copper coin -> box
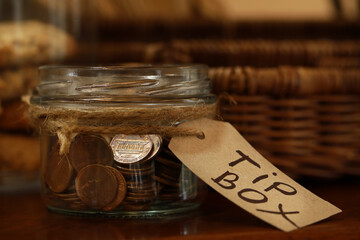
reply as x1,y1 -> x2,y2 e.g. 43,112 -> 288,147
155,163 -> 181,177
122,202 -> 152,211
126,180 -> 155,190
127,181 -> 157,192
128,160 -> 154,170
127,191 -> 156,197
125,196 -> 155,202
127,184 -> 155,192
66,184 -> 76,192
45,145 -> 74,193
146,135 -> 162,159
115,161 -> 153,171
127,189 -> 157,196
125,175 -> 154,185
69,135 -> 114,172
154,156 -> 182,169
75,164 -> 118,210
52,192 -> 78,200
159,194 -> 180,201
127,183 -> 156,191
156,171 -> 179,182
101,134 -> 112,144
153,175 -> 179,187
115,163 -> 155,176
48,192 -> 78,202
57,195 -> 82,202
110,134 -> 153,164
127,190 -> 155,197
67,201 -> 88,211
125,197 -> 155,203
102,167 -> 127,212
119,168 -> 154,177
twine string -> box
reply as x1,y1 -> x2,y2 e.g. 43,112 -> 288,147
29,103 -> 217,154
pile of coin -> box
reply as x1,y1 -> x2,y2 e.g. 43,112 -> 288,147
45,135 -> 127,211
153,142 -> 183,201
44,133 -> 193,212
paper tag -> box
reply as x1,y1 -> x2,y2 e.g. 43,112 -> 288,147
169,118 -> 341,232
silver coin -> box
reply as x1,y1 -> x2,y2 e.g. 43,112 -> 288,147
110,134 -> 153,164
147,135 -> 162,160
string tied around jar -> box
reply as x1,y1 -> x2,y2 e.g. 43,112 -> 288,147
28,102 -> 217,155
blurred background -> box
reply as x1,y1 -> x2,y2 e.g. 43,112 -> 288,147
1,0 -> 360,192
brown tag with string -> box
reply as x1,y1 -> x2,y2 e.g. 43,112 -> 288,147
169,118 -> 341,232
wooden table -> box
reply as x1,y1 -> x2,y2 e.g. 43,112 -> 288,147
0,179 -> 359,240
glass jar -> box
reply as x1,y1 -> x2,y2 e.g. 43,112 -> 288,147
30,64 -> 216,217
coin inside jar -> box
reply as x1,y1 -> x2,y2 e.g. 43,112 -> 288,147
110,134 -> 153,164
45,145 -> 74,193
147,135 -> 162,159
115,162 -> 155,176
69,135 -> 114,172
75,164 -> 118,210
102,166 -> 127,211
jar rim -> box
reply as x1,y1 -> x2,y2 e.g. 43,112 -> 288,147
32,64 -> 215,108
38,64 -> 208,74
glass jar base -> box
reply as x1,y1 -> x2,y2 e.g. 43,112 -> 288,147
47,201 -> 201,219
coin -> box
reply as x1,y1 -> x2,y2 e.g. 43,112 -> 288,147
110,134 -> 153,164
67,201 -> 88,211
158,186 -> 182,201
156,171 -> 179,182
101,134 -> 113,144
75,164 -> 118,210
153,175 -> 179,187
102,167 -> 127,211
127,188 -> 157,195
45,145 -> 74,193
117,160 -> 153,170
52,192 -> 77,199
158,194 -> 181,201
125,196 -> 155,202
122,202 -> 152,211
127,190 -> 156,197
126,178 -> 154,190
127,182 -> 155,191
118,168 -> 155,177
154,155 -> 182,169
48,192 -> 78,202
115,162 -> 155,176
66,184 -> 76,192
155,163 -> 181,177
69,135 -> 114,172
147,135 -> 162,159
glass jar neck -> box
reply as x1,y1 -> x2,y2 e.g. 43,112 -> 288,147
31,64 -> 215,108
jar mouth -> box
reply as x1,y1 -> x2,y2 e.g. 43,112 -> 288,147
38,64 -> 209,74
31,64 -> 215,107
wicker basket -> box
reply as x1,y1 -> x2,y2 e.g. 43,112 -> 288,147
74,40 -> 360,67
317,57 -> 360,68
168,39 -> 360,67
210,67 -> 360,179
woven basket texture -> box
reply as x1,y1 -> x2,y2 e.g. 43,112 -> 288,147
76,40 -> 360,68
167,39 -> 360,67
210,67 -> 360,179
